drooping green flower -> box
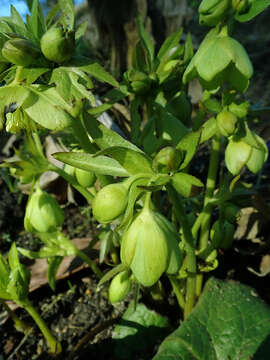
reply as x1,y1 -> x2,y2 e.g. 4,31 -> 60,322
2,38 -> 41,67
24,187 -> 64,233
183,28 -> 253,92
121,194 -> 182,287
109,270 -> 132,303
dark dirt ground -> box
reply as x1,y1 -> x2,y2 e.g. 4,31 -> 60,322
1,6 -> 270,360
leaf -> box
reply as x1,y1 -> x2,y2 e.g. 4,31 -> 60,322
156,28 -> 183,67
7,268 -> 29,302
75,20 -> 88,40
154,278 -> 270,360
99,146 -> 154,175
26,0 -> 46,41
53,152 -> 129,177
8,242 -> 20,273
70,58 -> 119,87
23,85 -> 73,130
58,0 -> 74,29
130,98 -> 142,144
113,302 -> 170,360
10,5 -> 26,31
200,117 -> 217,143
235,0 -> 270,22
84,112 -> 141,152
17,68 -> 51,85
45,3 -> 60,28
98,263 -> 127,287
0,85 -> 31,128
0,254 -> 10,290
172,172 -> 203,198
137,16 -> 154,70
47,256 -> 63,291
177,130 -> 201,170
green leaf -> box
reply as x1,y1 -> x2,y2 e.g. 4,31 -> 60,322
98,146 -> 154,175
177,130 -> 201,169
130,98 -> 142,144
10,5 -> 26,31
23,85 -> 73,130
98,263 -> 126,288
17,68 -> 51,85
156,28 -> 183,67
7,267 -> 29,302
84,111 -> 142,152
154,278 -> 270,360
235,0 -> 270,22
47,256 -> 63,291
53,152 -> 129,177
137,16 -> 154,70
0,254 -> 10,290
8,242 -> 20,272
75,21 -> 88,40
113,302 -> 169,360
172,172 -> 203,197
70,58 -> 119,87
58,0 -> 74,29
200,117 -> 217,143
26,0 -> 46,41
0,85 -> 31,128
45,3 -> 60,28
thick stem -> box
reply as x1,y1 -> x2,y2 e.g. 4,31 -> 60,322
23,299 -> 61,354
197,135 -> 221,296
168,276 -> 185,310
167,185 -> 197,318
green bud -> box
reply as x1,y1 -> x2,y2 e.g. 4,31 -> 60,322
225,139 -> 252,175
153,146 -> 183,173
2,39 -> 41,66
223,202 -> 241,223
24,187 -> 64,233
75,168 -> 96,188
108,270 -> 132,303
126,69 -> 152,94
199,0 -> 230,26
41,26 -> 75,63
232,0 -> 250,14
92,182 -> 128,224
211,220 -> 235,249
216,111 -> 238,137
121,198 -> 182,287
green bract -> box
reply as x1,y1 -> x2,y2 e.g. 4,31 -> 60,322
2,39 -> 41,67
183,28 -> 253,92
199,0 -> 230,26
120,198 -> 182,287
41,26 -> 75,63
108,270 -> 132,303
24,187 -> 64,233
75,168 -> 96,188
92,183 -> 128,223
216,111 -> 238,137
232,0 -> 250,14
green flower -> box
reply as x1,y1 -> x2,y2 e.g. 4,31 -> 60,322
24,187 -> 64,233
109,270 -> 132,303
183,28 -> 253,92
2,38 -> 40,67
121,195 -> 182,287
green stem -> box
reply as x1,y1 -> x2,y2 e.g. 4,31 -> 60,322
167,185 -> 196,318
75,248 -> 103,279
168,276 -> 185,310
197,135 -> 221,296
0,300 -> 31,334
12,65 -> 23,84
49,164 -> 94,203
23,299 -> 61,354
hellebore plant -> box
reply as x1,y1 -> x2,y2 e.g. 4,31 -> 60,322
1,0 -> 270,357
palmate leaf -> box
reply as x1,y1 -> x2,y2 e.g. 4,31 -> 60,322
58,0 -> 75,29
154,278 -> 270,360
53,151 -> 129,177
26,0 -> 46,42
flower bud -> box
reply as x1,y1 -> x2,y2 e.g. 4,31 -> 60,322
108,270 -> 132,303
246,134 -> 268,174
92,182 -> 128,224
211,220 -> 235,249
232,0 -> 250,14
24,187 -> 64,233
216,111 -> 238,137
225,139 -> 252,175
41,26 -> 75,63
75,168 -> 96,188
121,200 -> 182,287
126,69 -> 152,94
153,146 -> 183,173
2,39 -> 41,66
223,202 -> 241,223
199,0 -> 230,26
